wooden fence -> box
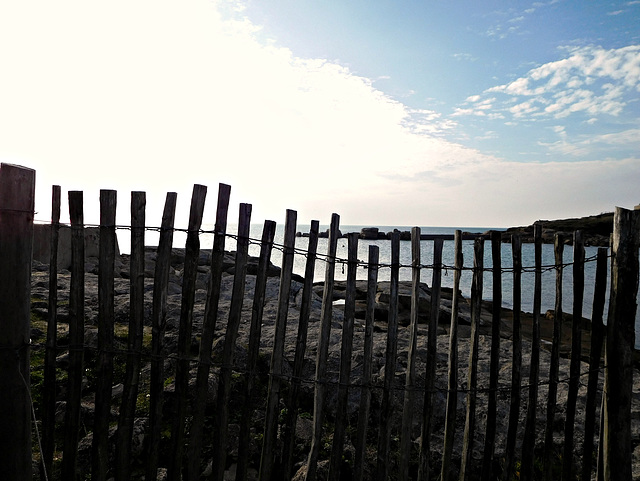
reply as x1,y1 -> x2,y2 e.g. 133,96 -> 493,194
0,163 -> 639,481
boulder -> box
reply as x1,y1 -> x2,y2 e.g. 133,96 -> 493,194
32,224 -> 121,271
359,227 -> 380,240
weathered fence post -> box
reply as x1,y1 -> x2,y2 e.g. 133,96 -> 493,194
580,247 -> 607,481
460,236 -> 484,481
376,230 -> 401,481
212,202 -> 253,481
603,207 -> 640,481
482,230 -> 502,480
306,213 -> 340,481
440,230 -> 463,481
328,232 -> 359,481
42,184 -> 60,478
167,184 -> 207,481
563,230 -> 585,480
260,208 -> 297,481
521,224 -> 542,481
282,220 -> 319,481
418,238 -> 443,481
186,183 -> 230,481
354,245 -> 379,481
237,219 -> 277,481
503,234 -> 522,481
544,233 -> 564,480
92,189 -> 117,481
115,191 -> 146,481
61,190 -> 86,481
146,191 -> 178,481
0,164 -> 35,481
398,227 -> 422,481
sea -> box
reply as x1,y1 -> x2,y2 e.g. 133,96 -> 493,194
136,223 -> 640,348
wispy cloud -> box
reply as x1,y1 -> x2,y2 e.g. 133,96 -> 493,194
540,128 -> 640,156
458,45 -> 640,122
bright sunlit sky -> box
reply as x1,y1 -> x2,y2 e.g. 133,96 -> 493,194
1,0 -> 639,229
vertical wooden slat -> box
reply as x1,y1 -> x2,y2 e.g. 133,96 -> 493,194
0,164 -> 35,481
398,227 -> 422,481
281,220 -> 320,481
375,230 -> 401,481
91,190 -> 118,481
418,238 -> 443,481
580,247 -> 607,481
186,183 -> 231,481
503,235 -> 522,481
562,230 -> 584,480
328,232 -> 359,481
543,233 -> 564,480
521,224 -> 542,481
481,230 -> 502,480
146,192 -> 178,481
115,191 -> 146,481
167,184 -> 208,481
460,236 -> 484,481
237,219 -> 277,481
211,203 -> 253,481
61,190 -> 85,481
42,184 -> 61,478
603,207 -> 639,481
305,213 -> 340,481
354,245 -> 379,481
260,209 -> 297,481
440,230 -> 463,481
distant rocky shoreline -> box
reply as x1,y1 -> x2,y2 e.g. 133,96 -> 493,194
298,211 -> 616,246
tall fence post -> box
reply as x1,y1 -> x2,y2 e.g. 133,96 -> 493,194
0,163 -> 35,481
603,207 -> 640,481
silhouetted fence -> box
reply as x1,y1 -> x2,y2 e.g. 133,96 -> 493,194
0,163 -> 639,481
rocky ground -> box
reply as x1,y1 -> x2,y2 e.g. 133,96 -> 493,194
29,245 -> 640,480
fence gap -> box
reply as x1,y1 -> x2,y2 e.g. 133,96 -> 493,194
580,246 -> 607,481
460,236 -> 485,481
42,184 -> 61,478
0,164 -> 35,481
328,232 -> 359,481
211,202 -> 253,481
167,184 -> 207,481
521,224 -> 543,481
440,230 -> 463,481
237,219 -> 277,481
146,191 -> 178,481
260,209 -> 297,481
375,230 -> 401,481
562,230 -> 585,480
418,237 -> 444,481
91,189 -> 117,481
354,245 -> 379,481
305,213 -> 340,481
115,191 -> 146,481
482,230 -> 502,479
186,183 -> 231,481
398,227 -> 422,481
603,207 -> 640,480
61,190 -> 86,481
503,234 -> 522,481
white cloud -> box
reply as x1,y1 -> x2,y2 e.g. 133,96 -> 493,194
473,45 -> 640,121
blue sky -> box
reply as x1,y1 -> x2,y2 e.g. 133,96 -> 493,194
1,0 -> 639,228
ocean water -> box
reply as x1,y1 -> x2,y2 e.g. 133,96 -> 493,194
146,223 -> 639,348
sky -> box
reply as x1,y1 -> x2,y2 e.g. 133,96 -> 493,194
1,0 -> 639,229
